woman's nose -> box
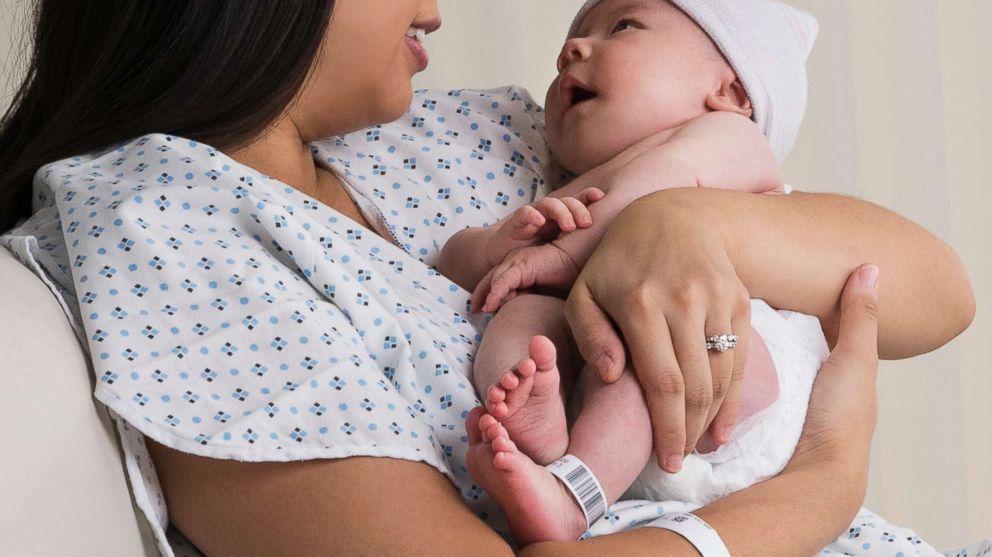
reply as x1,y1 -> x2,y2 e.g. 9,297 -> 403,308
557,38 -> 591,73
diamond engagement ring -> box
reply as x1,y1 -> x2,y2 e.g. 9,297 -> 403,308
706,334 -> 739,352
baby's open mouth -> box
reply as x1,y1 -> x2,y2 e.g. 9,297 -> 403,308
560,75 -> 597,112
572,86 -> 596,105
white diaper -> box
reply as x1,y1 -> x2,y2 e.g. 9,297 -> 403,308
624,299 -> 829,505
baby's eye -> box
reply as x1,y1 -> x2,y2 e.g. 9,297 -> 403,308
611,19 -> 637,35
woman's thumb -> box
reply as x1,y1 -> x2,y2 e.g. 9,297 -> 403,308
833,264 -> 881,362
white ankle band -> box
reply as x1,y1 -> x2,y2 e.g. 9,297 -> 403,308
545,454 -> 607,530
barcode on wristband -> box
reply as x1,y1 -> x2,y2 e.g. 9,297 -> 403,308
561,460 -> 606,524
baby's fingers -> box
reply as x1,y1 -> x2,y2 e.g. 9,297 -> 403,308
484,263 -> 528,313
471,268 -> 496,313
575,187 -> 606,206
532,197 -> 577,233
559,197 -> 593,229
505,205 -> 547,240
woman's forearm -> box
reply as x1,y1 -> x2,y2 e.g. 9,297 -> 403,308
520,459 -> 861,557
637,188 -> 975,359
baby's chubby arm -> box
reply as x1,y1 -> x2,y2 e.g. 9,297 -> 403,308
551,112 -> 782,272
473,112 -> 782,310
436,189 -> 605,291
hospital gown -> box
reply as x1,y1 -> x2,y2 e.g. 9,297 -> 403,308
1,86 -> 970,556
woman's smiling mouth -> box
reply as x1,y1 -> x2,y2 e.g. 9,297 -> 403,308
405,19 -> 441,72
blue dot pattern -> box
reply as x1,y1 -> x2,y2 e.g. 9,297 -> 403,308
4,86 -> 558,551
311,86 -> 558,267
1,86 -> 974,556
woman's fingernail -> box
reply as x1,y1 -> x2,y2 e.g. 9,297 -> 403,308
665,454 -> 683,473
596,354 -> 613,376
860,265 -> 879,291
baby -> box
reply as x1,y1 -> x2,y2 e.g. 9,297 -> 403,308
436,0 -> 822,545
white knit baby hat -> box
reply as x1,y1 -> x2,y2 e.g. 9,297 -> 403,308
567,0 -> 819,163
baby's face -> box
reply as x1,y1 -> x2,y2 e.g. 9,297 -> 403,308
546,0 -> 726,175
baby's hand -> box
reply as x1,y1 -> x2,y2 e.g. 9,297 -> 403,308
471,244 -> 580,313
485,188 -> 605,268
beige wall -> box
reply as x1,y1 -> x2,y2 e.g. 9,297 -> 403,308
0,0 -> 28,110
2,0 -> 989,550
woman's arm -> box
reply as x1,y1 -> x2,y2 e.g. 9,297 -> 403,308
149,267 -> 881,557
658,187 -> 975,359
523,462 -> 861,557
564,185 -> 973,468
148,439 -> 854,557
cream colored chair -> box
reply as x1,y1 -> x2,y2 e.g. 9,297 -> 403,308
0,245 -> 157,555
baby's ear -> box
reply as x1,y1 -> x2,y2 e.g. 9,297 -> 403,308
706,79 -> 753,118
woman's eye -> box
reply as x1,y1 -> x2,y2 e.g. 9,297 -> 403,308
611,19 -> 636,34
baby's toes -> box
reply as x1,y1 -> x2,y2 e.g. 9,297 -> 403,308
492,435 -> 521,472
487,384 -> 506,405
498,371 -> 520,391
488,400 -> 509,419
515,356 -> 537,379
480,413 -> 500,438
528,335 -> 558,372
485,386 -> 509,417
466,407 -> 486,444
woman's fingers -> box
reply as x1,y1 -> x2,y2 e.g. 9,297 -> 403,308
700,314 -> 735,446
564,283 -> 627,383
619,300 -> 687,473
709,320 -> 747,445
669,312 -> 711,457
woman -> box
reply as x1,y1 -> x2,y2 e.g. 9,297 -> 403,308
0,1 -> 973,555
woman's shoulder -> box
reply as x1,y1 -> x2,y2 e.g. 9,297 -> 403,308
41,132 -> 257,201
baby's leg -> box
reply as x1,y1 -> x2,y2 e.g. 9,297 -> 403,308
469,324 -> 782,545
472,293 -> 577,464
466,366 -> 652,545
563,368 -> 654,504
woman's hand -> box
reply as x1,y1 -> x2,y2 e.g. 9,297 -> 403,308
564,190 -> 753,473
790,264 -> 880,480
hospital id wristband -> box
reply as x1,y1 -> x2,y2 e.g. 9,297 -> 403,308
644,512 -> 731,557
545,454 -> 607,530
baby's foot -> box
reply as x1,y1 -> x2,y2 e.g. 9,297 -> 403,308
466,410 -> 587,546
484,335 -> 568,464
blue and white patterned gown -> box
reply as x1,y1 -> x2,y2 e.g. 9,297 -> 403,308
2,86 -> 963,557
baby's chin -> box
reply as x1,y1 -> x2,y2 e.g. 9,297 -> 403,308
551,140 -> 621,177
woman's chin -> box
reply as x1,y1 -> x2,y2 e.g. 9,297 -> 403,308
377,86 -> 415,125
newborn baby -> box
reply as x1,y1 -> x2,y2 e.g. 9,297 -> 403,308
436,0 -> 822,545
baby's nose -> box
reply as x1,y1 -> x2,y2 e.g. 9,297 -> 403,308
557,38 -> 590,72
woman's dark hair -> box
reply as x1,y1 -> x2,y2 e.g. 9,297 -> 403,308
0,0 -> 336,232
